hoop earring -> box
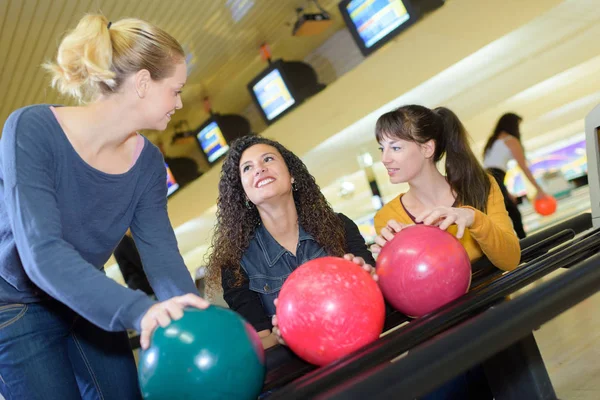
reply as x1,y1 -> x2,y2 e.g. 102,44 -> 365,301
292,181 -> 298,192
245,198 -> 253,209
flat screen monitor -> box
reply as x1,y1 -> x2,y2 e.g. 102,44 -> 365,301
165,163 -> 179,197
248,59 -> 324,124
251,67 -> 296,123
196,120 -> 230,164
339,0 -> 419,56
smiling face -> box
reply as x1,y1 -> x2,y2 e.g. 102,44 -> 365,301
378,135 -> 434,184
132,60 -> 187,131
239,143 -> 294,207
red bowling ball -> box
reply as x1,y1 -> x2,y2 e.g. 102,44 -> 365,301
276,257 -> 385,366
376,225 -> 472,318
534,195 -> 557,216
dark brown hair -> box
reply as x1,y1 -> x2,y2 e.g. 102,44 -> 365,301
376,105 -> 490,212
482,112 -> 523,157
205,135 -> 346,294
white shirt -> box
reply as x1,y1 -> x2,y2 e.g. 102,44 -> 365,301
483,139 -> 513,171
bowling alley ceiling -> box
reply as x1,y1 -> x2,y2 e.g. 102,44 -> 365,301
0,0 -> 344,138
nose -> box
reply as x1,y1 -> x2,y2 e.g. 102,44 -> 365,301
381,148 -> 392,165
254,164 -> 266,176
175,96 -> 183,110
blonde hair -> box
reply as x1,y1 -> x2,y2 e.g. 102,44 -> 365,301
44,14 -> 185,103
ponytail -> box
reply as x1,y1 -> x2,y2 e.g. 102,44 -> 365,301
44,14 -> 115,102
44,14 -> 185,103
434,107 -> 490,212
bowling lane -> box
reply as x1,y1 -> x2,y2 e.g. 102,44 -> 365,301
521,185 -> 591,235
511,267 -> 600,400
512,185 -> 598,400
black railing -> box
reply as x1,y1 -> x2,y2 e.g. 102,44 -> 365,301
319,252 -> 600,399
519,212 -> 591,251
266,226 -> 600,399
262,215 -> 592,391
126,213 -> 595,397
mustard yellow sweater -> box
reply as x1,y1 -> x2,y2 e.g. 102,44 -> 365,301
374,177 -> 520,271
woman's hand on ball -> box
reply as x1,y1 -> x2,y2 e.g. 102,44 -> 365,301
371,219 -> 410,254
415,207 -> 475,239
343,253 -> 378,282
535,191 -> 549,201
140,294 -> 209,350
271,299 -> 286,346
271,255 -> 380,348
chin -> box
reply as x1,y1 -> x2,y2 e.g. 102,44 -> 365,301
155,120 -> 170,131
390,176 -> 406,185
252,189 -> 288,205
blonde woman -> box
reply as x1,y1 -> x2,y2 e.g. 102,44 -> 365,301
0,15 -> 207,399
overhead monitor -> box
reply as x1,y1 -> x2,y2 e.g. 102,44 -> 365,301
250,63 -> 296,123
248,59 -> 324,124
196,120 -> 230,164
339,0 -> 419,56
165,163 -> 179,197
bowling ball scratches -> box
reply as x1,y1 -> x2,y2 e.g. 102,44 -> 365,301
277,257 -> 385,366
377,225 -> 471,317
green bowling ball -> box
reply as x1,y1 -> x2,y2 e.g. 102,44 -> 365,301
138,306 -> 266,400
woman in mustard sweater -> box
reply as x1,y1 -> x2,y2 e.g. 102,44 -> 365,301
371,105 -> 520,272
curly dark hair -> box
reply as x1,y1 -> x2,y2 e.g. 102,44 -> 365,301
205,135 -> 346,295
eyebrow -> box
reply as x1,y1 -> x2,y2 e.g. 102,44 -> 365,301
240,152 -> 277,168
379,140 -> 398,145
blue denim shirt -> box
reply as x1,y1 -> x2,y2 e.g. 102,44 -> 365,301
240,223 -> 326,316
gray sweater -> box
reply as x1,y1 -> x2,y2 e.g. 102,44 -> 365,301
0,105 -> 197,331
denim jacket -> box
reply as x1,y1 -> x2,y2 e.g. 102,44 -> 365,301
240,223 -> 326,316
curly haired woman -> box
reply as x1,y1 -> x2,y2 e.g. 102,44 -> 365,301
205,135 -> 376,349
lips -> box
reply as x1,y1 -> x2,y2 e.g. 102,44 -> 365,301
387,168 -> 399,176
255,177 -> 275,188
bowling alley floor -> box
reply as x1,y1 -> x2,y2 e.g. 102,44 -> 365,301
515,268 -> 600,400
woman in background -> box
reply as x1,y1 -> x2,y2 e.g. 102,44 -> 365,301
482,113 -> 548,238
